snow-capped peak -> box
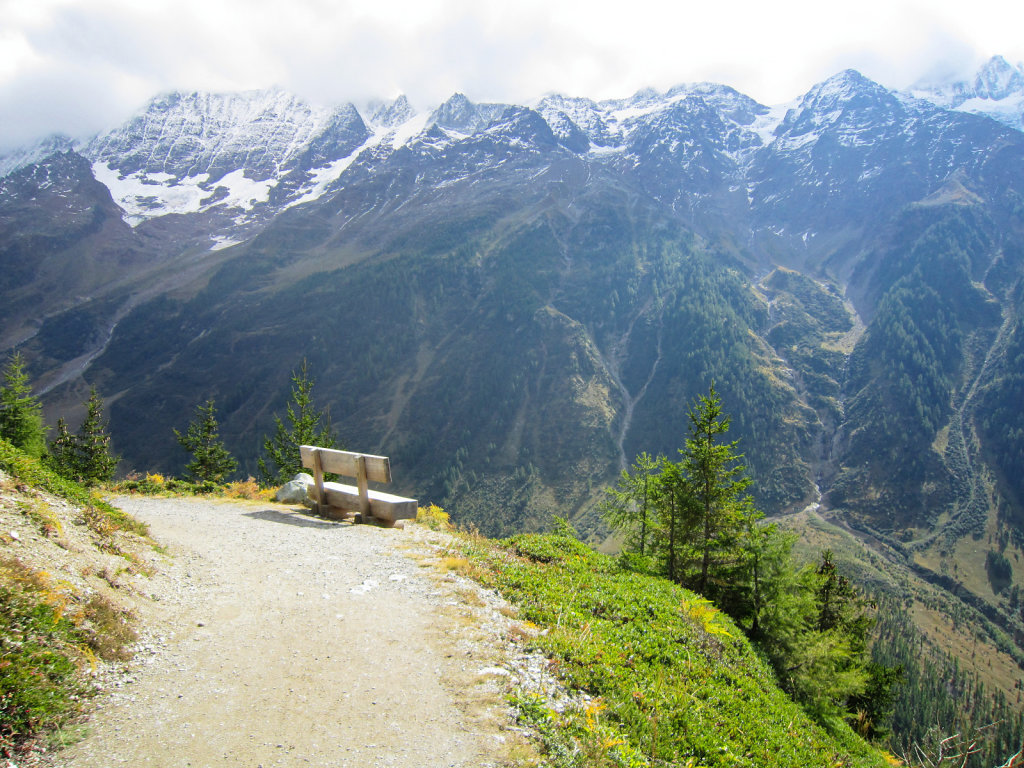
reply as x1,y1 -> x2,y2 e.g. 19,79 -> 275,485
907,56 -> 1024,132
799,69 -> 891,110
368,95 -> 415,129
84,87 -> 339,181
972,55 -> 1024,101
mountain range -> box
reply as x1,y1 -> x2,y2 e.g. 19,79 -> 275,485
3,55 -> 1024,654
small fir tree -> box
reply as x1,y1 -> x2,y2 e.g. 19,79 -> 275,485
678,383 -> 757,593
0,352 -> 46,458
74,388 -> 118,485
175,400 -> 238,484
47,417 -> 77,478
48,389 -> 118,485
257,360 -> 338,486
601,451 -> 660,557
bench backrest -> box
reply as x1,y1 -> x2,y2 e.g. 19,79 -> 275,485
300,445 -> 392,483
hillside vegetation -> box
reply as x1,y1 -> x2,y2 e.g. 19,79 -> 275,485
453,527 -> 893,767
0,438 -> 149,756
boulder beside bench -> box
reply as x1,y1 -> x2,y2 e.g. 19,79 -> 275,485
299,445 -> 417,527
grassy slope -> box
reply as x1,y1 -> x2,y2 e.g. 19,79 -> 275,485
455,530 -> 893,768
0,439 -> 147,754
0,439 -> 147,540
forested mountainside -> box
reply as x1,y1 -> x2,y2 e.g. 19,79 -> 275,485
4,56 -> 1024,670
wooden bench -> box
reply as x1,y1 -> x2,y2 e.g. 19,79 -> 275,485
299,445 -> 417,527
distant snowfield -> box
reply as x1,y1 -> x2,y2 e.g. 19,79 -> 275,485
955,93 -> 1024,128
91,109 -> 439,223
92,163 -> 276,226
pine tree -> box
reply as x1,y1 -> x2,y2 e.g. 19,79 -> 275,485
47,417 -> 77,478
257,360 -> 338,486
654,455 -> 691,583
601,452 -> 660,557
678,383 -> 757,593
48,389 -> 117,485
175,400 -> 238,484
74,388 -> 118,485
0,352 -> 46,458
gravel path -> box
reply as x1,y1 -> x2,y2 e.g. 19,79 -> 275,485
57,497 -> 531,768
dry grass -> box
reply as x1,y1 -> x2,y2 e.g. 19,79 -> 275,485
456,586 -> 486,607
224,478 -> 274,501
17,498 -> 63,537
80,593 -> 137,662
440,555 -> 471,573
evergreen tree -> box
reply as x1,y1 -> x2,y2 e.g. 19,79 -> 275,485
678,383 -> 758,593
0,352 -> 46,458
607,385 -> 759,590
603,387 -> 902,735
601,452 -> 660,557
48,389 -> 118,486
781,551 -> 898,727
257,360 -> 338,486
734,520 -> 809,644
654,455 -> 691,583
47,417 -> 77,478
175,400 -> 237,484
74,388 -> 118,486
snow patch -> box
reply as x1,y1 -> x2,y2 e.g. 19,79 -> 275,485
93,163 -> 209,225
955,92 -> 1024,124
774,130 -> 819,152
92,162 -> 277,226
391,111 -> 431,148
216,169 -> 275,210
748,102 -> 793,147
209,235 -> 241,251
284,129 -> 392,209
588,144 -> 625,156
608,91 -> 689,124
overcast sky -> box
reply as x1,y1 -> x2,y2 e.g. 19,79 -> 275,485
1,0 -> 1022,151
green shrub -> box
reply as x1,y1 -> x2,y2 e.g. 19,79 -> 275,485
416,503 -> 451,530
505,532 -> 600,566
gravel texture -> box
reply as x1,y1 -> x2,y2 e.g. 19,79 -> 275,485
52,497 -> 551,768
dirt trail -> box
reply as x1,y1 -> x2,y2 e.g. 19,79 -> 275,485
57,498 -> 526,768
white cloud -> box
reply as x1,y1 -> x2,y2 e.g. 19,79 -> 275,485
0,0 -> 1023,150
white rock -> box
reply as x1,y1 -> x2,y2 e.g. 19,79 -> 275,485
274,478 -> 311,503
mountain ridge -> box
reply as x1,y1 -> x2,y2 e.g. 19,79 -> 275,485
4,57 -> 1023,235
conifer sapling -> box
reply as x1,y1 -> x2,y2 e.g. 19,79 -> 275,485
175,399 -> 238,484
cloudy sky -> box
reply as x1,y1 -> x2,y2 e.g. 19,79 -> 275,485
1,0 -> 1022,150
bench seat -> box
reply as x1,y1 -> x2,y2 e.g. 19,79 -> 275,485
321,481 -> 418,523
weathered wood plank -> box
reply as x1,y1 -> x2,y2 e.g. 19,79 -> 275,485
299,445 -> 391,483
311,446 -> 325,511
299,445 -> 416,525
354,454 -> 370,517
321,482 -> 418,523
